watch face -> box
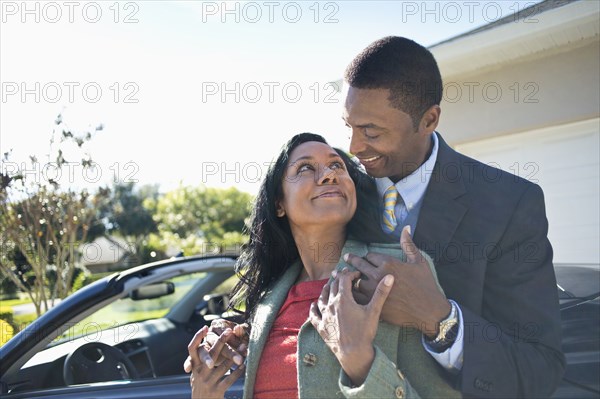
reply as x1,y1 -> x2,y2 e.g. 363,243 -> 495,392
428,302 -> 459,352
428,322 -> 459,353
440,321 -> 459,342
436,302 -> 458,340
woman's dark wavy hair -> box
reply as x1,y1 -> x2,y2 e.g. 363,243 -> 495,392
229,133 -> 391,321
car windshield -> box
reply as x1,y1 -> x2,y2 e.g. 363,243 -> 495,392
52,272 -> 208,344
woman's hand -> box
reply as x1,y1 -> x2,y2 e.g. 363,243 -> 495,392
309,268 -> 394,387
187,326 -> 246,399
184,320 -> 249,372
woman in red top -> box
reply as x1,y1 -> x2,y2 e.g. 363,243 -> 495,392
187,133 -> 443,398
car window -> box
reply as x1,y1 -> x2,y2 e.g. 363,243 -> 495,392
53,272 -> 208,344
3,265 -> 241,397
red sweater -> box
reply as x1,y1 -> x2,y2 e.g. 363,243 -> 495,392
253,278 -> 328,399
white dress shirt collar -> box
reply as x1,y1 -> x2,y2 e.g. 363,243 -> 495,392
376,133 -> 439,211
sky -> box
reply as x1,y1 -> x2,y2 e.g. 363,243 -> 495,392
1,0 -> 544,195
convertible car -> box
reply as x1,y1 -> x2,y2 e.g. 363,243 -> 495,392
0,254 -> 244,399
552,264 -> 600,398
0,256 -> 598,398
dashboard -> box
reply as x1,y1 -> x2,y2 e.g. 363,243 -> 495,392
5,318 -> 194,393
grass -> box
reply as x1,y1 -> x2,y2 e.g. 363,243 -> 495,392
0,298 -> 32,307
1,298 -> 45,332
53,273 -> 207,342
5,272 -> 241,343
2,291 -> 178,341
13,312 -> 37,328
56,308 -> 170,342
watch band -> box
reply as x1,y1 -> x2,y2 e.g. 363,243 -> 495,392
426,300 -> 459,353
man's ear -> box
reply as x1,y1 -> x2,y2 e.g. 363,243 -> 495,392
418,105 -> 441,134
276,201 -> 285,217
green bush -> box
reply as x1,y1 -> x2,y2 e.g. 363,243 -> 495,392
0,276 -> 19,300
0,306 -> 20,337
70,271 -> 88,293
1,319 -> 14,346
71,272 -> 115,293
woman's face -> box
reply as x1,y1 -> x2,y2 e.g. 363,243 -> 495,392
277,141 -> 357,231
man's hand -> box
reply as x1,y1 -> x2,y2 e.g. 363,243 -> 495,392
345,226 -> 451,337
184,319 -> 249,373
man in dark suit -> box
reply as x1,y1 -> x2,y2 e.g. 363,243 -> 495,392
342,36 -> 565,398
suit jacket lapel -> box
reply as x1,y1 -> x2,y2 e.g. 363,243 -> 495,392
414,133 -> 468,263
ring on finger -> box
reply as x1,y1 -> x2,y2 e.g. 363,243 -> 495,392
353,278 -> 362,291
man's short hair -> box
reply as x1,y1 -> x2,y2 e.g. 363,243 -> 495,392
344,36 -> 443,130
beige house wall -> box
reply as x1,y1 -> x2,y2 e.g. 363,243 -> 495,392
437,40 -> 600,145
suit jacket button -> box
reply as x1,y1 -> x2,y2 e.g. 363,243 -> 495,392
474,377 -> 493,392
302,353 -> 317,366
395,386 -> 405,398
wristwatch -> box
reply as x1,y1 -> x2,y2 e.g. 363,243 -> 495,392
426,300 -> 459,353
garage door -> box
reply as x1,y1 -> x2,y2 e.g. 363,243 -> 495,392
455,118 -> 600,266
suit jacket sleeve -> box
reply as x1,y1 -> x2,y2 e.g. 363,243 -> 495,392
458,183 -> 565,398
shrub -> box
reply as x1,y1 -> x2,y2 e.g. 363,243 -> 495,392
0,319 -> 14,346
0,306 -> 19,342
0,276 -> 19,300
71,272 -> 115,293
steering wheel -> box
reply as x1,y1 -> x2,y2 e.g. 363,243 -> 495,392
63,342 -> 139,385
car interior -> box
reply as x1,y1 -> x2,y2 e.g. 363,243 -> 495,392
1,258 -> 243,397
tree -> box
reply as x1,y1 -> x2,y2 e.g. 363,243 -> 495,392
0,116 -> 109,316
149,185 -> 253,255
103,182 -> 158,265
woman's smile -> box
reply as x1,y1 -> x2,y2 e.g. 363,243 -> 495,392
312,189 -> 345,200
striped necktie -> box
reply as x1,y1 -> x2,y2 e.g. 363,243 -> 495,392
382,185 -> 399,234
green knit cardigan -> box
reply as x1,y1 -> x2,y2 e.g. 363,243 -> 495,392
242,239 -> 462,398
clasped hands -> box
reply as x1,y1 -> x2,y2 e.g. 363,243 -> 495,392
184,227 -> 451,394
185,320 -> 249,399
346,226 -> 451,339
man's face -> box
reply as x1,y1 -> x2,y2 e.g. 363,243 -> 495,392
342,86 -> 433,183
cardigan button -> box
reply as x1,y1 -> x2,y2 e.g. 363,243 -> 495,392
395,386 -> 405,398
302,353 -> 317,366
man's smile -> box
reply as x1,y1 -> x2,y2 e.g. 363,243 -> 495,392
357,155 -> 382,167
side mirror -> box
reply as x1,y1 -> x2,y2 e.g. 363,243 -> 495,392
130,282 -> 175,300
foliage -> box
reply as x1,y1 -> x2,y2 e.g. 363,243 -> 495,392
0,305 -> 19,344
13,312 -> 36,329
0,115 -> 109,316
0,273 -> 19,299
0,318 -> 14,346
71,271 -> 115,293
148,185 -> 252,254
100,182 -> 160,266
108,183 -> 157,237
